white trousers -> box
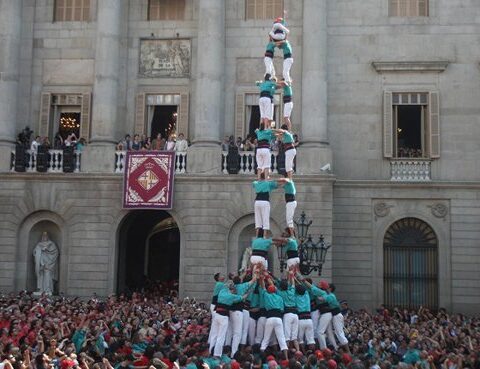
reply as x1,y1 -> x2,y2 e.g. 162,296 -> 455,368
285,149 -> 296,173
283,312 -> 299,341
255,316 -> 266,344
311,310 -> 320,340
248,316 -> 257,346
250,255 -> 268,269
287,257 -> 300,268
326,320 -> 338,350
298,318 -> 315,345
228,310 -> 243,356
283,58 -> 293,83
264,57 -> 275,77
286,200 -> 297,228
261,317 -> 288,351
256,148 -> 271,170
254,200 -> 270,230
207,306 -> 216,344
318,312 -> 333,349
284,101 -> 293,118
332,313 -> 349,346
209,313 -> 229,357
240,309 -> 250,345
259,96 -> 273,119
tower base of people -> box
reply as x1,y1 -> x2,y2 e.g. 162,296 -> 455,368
295,145 -> 332,175
82,144 -> 116,173
187,145 -> 222,174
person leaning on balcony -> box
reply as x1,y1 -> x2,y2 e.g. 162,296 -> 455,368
152,133 -> 165,151
30,136 -> 40,153
174,133 -> 188,152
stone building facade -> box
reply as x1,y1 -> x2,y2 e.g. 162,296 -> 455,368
0,0 -> 479,313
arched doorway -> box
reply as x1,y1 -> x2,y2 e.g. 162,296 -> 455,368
117,210 -> 180,294
383,217 -> 438,310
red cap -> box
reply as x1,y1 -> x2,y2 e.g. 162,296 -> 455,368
61,360 -> 75,369
267,285 -> 276,293
319,280 -> 330,290
280,360 -> 289,368
322,348 -> 332,358
231,362 -> 241,369
327,360 -> 337,369
274,17 -> 284,23
266,356 -> 276,362
315,350 -> 324,360
341,354 -> 352,366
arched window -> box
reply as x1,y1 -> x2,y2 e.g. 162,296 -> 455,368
383,217 -> 438,309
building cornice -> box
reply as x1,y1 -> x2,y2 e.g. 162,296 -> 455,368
372,61 -> 450,73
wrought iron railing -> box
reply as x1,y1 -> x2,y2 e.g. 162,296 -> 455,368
390,159 -> 431,182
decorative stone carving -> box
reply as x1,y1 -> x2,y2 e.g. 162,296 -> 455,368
429,203 -> 448,219
139,39 -> 191,78
374,202 -> 393,220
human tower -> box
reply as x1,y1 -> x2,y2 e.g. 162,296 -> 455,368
208,18 -> 349,361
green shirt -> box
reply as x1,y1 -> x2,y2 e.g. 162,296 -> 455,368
283,84 -> 293,97
252,237 -> 273,252
310,285 -> 336,308
255,128 -> 274,142
295,291 -> 311,313
283,180 -> 296,195
252,180 -> 278,194
260,287 -> 285,311
282,40 -> 293,56
402,349 -> 421,364
218,288 -> 243,306
257,80 -> 277,97
285,238 -> 298,252
212,281 -> 225,297
277,285 -> 296,308
282,131 -> 294,144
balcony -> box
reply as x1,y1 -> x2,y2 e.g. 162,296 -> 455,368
390,159 -> 431,182
11,149 -> 81,173
115,151 -> 187,174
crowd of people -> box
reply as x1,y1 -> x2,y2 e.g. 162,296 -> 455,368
115,133 -> 188,152
0,288 -> 478,369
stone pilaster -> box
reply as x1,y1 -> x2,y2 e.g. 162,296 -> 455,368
297,0 -> 332,174
83,0 -> 124,173
0,1 -> 22,172
187,0 -> 225,174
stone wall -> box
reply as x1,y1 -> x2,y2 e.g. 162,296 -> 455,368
0,173 -> 333,300
333,181 -> 480,315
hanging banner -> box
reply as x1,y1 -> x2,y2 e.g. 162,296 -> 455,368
123,151 -> 175,209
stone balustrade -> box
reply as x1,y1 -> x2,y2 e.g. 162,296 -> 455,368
221,150 -> 291,175
10,149 -> 81,173
114,151 -> 187,174
390,159 -> 431,182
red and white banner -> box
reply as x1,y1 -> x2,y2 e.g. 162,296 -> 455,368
123,151 -> 175,209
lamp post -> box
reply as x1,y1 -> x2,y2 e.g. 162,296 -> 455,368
277,212 -> 331,275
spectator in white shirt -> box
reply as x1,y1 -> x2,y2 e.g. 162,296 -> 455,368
30,136 -> 40,153
174,133 -> 188,152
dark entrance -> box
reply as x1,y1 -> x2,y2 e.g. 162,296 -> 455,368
383,217 -> 438,310
150,105 -> 178,139
117,210 -> 180,294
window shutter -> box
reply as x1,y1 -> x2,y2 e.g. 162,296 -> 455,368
135,93 -> 146,135
235,93 -> 245,140
178,93 -> 189,139
80,93 -> 91,140
39,93 -> 52,138
383,91 -> 393,158
429,91 -> 440,158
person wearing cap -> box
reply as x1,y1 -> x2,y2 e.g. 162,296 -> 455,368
209,282 -> 248,358
274,127 -> 296,180
259,277 -> 288,360
294,283 -> 315,351
328,283 -> 350,353
276,275 -> 299,351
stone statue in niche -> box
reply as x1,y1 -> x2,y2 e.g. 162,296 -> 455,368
33,232 -> 59,294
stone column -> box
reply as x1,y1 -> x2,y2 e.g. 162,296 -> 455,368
83,0 -> 124,172
297,0 -> 332,174
0,1 -> 22,172
187,0 -> 225,174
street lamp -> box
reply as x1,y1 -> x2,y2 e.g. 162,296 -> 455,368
277,212 -> 331,275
